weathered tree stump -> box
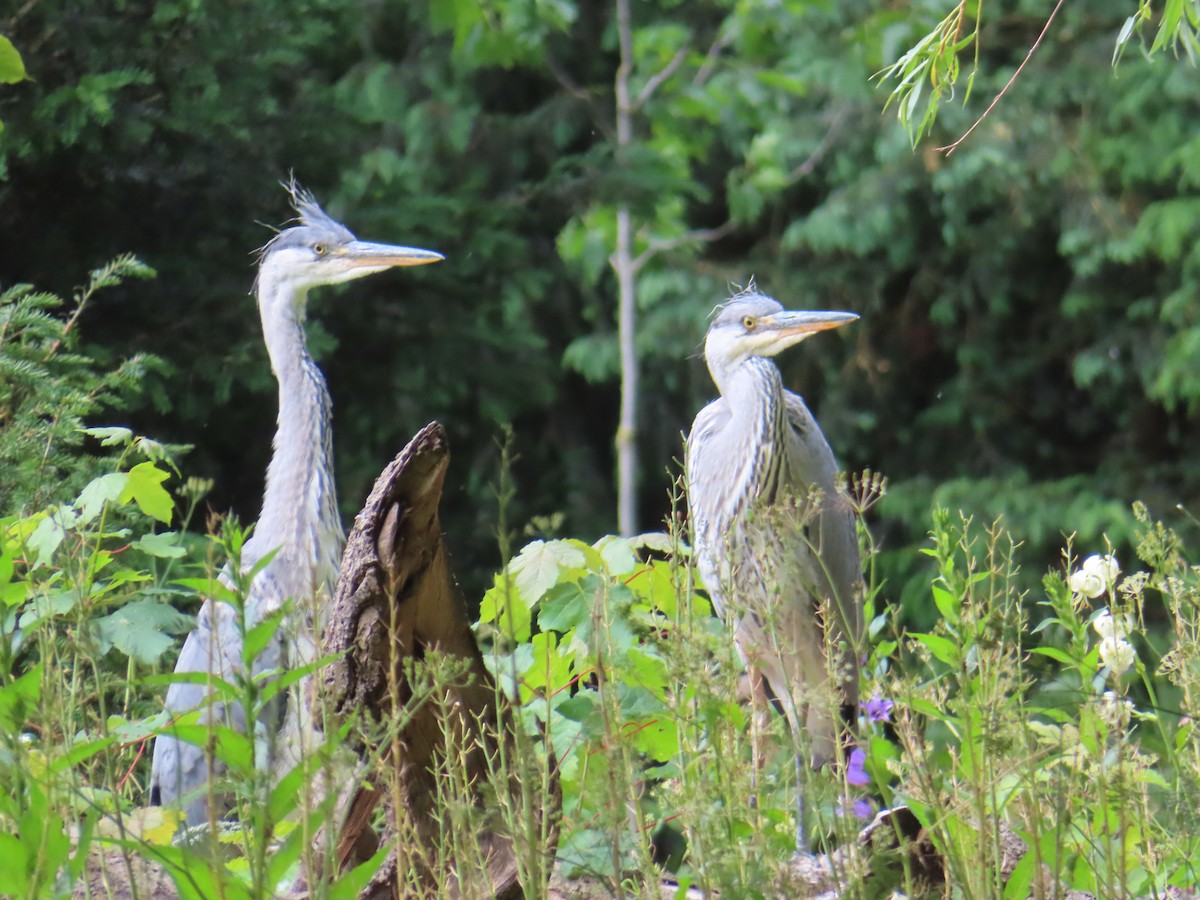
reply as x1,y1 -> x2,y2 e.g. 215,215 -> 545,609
319,422 -> 559,899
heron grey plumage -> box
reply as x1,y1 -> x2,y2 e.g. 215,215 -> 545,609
686,289 -> 863,845
149,185 -> 442,826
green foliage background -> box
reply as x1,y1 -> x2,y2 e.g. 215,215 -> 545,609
3,0 -> 1199,604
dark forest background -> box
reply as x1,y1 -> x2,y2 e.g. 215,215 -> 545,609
3,0 -> 1198,614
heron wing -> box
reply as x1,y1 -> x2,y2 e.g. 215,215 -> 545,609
778,391 -> 862,759
685,397 -> 734,618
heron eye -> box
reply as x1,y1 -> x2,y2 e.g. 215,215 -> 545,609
742,316 -> 756,330
312,243 -> 327,256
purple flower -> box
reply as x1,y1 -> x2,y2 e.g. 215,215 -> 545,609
837,796 -> 875,821
864,694 -> 895,724
846,748 -> 870,787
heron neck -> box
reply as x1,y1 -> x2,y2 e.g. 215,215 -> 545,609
723,357 -> 788,501
250,283 -> 344,601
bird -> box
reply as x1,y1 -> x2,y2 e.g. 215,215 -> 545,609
149,183 -> 443,827
686,287 -> 863,847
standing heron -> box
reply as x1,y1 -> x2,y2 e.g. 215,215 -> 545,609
149,185 -> 442,826
686,288 -> 862,847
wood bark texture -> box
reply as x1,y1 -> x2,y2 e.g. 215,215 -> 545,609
319,421 -> 559,899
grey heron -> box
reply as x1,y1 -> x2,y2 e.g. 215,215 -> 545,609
149,184 -> 442,826
686,288 -> 863,847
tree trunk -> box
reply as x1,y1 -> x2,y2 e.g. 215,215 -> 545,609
318,422 -> 560,898
614,0 -> 639,537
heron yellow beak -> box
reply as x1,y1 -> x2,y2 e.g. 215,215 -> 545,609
341,240 -> 444,268
766,310 -> 859,338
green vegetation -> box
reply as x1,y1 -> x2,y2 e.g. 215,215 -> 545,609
3,1 -> 1200,896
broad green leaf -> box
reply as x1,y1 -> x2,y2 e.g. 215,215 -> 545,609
630,716 -> 678,762
617,683 -> 662,718
0,37 -> 26,84
595,534 -> 637,575
119,461 -> 174,524
481,573 -> 532,642
107,710 -> 171,742
510,539 -> 586,604
621,645 -> 668,698
27,514 -> 66,568
132,531 -> 187,558
94,599 -> 193,664
76,472 -> 129,524
83,426 -> 134,447
629,559 -> 679,616
0,832 -> 28,894
522,631 -> 572,695
18,590 -> 77,628
557,691 -> 597,724
537,581 -> 591,632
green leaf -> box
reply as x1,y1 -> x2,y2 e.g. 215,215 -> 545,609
257,653 -> 341,707
49,736 -> 116,773
510,539 -> 586,604
244,607 -> 286,664
94,598 -> 193,664
522,631 -> 572,695
1029,646 -> 1077,667
132,530 -> 187,558
166,722 -> 254,773
631,560 -> 680,617
909,632 -> 961,667
0,832 -> 28,894
27,514 -> 66,568
107,710 -> 171,742
595,534 -> 637,575
0,663 -> 42,731
621,645 -> 668,698
76,473 -> 130,524
328,846 -> 389,900
930,583 -> 959,625
118,461 -> 174,524
630,716 -> 678,762
83,426 -> 134,447
481,573 -> 533,642
142,671 -> 242,703
557,691 -> 597,723
537,581 -> 591,632
0,37 -> 27,84
174,576 -> 237,605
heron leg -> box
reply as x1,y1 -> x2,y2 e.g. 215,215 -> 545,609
746,667 -> 771,809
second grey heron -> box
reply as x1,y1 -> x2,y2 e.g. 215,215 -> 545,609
149,184 -> 442,826
686,288 -> 863,847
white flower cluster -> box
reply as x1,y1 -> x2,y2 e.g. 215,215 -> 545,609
1071,554 -> 1136,678
1068,554 -> 1120,599
1092,606 -> 1136,677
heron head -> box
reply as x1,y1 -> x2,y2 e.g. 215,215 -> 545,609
256,184 -> 443,300
704,291 -> 857,384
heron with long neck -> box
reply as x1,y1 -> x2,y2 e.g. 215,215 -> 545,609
686,288 -> 863,848
150,186 -> 442,825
